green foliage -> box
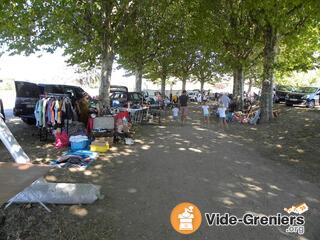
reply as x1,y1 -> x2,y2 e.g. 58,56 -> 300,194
0,0 -> 135,69
0,0 -> 320,103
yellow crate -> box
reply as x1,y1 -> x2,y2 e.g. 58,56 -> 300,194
90,142 -> 109,153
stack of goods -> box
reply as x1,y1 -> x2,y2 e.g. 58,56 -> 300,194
115,115 -> 134,144
68,121 -> 86,137
232,108 -> 261,125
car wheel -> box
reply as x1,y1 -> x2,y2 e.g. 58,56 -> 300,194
285,102 -> 293,107
22,118 -> 36,125
307,100 -> 315,108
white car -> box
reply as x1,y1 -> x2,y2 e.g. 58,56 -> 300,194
187,92 -> 197,102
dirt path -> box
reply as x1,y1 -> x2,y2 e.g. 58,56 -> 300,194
1,106 -> 320,239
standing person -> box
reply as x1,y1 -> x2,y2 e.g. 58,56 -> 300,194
201,102 -> 210,125
218,101 -> 227,128
179,90 -> 188,125
219,93 -> 231,109
172,104 -> 179,122
203,93 -> 208,103
76,92 -> 90,125
172,94 -> 178,104
197,93 -> 202,104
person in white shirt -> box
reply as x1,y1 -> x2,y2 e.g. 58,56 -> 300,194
172,105 -> 179,122
219,93 -> 231,109
201,103 -> 210,124
197,93 -> 202,104
203,94 -> 207,102
218,101 -> 227,127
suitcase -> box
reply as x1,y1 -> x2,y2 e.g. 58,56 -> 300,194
92,116 -> 114,137
93,116 -> 114,130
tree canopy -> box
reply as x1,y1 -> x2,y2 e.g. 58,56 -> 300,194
0,0 -> 319,121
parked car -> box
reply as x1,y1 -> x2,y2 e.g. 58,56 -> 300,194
14,81 -> 88,124
187,91 -> 197,102
110,86 -> 145,107
274,85 -> 293,103
285,86 -> 320,108
110,85 -> 128,93
128,92 -> 145,105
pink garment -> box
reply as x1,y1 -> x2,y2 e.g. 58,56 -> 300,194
55,132 -> 69,149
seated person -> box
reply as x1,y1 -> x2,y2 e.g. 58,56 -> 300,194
116,118 -> 132,138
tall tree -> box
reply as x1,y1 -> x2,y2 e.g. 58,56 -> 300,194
143,1 -> 182,96
117,0 -> 158,92
0,0 -> 135,107
249,0 -> 320,122
192,50 -> 220,91
198,0 -> 261,110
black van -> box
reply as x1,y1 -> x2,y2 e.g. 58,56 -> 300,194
14,81 -> 88,124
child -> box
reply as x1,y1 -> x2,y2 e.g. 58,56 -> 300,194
172,104 -> 179,122
201,103 -> 210,124
218,102 -> 227,127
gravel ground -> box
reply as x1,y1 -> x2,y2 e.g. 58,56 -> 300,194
0,103 -> 319,240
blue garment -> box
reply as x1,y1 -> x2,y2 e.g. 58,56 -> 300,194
34,99 -> 44,127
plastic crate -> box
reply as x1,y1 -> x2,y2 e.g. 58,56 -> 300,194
70,140 -> 89,151
90,142 -> 109,153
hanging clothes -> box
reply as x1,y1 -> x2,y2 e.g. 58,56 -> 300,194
34,96 -> 74,129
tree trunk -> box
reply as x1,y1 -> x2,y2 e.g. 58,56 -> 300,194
233,69 -> 237,98
161,73 -> 166,97
99,47 -> 114,108
248,77 -> 253,93
233,64 -> 244,110
200,79 -> 205,92
260,23 -> 277,123
182,79 -> 187,91
135,65 -> 143,92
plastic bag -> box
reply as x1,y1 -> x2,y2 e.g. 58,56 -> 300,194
55,131 -> 69,149
125,138 -> 134,145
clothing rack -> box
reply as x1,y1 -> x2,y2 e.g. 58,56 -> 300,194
37,93 -> 71,141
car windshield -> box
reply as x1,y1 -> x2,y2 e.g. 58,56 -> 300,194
129,93 -> 142,101
277,86 -> 292,91
294,87 -> 318,93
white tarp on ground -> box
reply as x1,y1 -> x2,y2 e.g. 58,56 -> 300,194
0,116 -> 30,163
9,179 -> 101,204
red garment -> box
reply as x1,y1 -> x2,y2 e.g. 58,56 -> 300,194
115,111 -> 129,120
87,117 -> 94,134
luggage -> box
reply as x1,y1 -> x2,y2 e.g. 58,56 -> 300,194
92,116 -> 114,137
93,116 -> 114,130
